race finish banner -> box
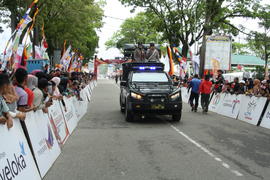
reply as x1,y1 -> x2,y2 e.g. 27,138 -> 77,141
24,110 -> 61,178
48,101 -> 70,145
218,94 -> 243,119
238,96 -> 267,125
0,119 -> 41,180
205,36 -> 232,71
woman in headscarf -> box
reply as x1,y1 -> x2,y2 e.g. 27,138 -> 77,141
253,79 -> 261,96
27,75 -> 43,109
51,77 -> 67,111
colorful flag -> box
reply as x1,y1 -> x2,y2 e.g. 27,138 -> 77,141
167,46 -> 174,76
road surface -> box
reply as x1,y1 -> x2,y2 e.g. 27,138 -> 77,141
44,79 -> 270,180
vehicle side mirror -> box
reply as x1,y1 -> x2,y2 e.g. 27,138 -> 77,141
120,81 -> 127,86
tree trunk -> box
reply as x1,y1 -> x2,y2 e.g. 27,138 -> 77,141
10,11 -> 18,35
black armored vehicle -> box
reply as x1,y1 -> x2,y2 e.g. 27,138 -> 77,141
120,62 -> 182,122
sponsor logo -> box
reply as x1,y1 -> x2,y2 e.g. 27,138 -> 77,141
45,124 -> 54,150
244,100 -> 257,120
265,111 -> 270,119
0,144 -> 27,180
232,99 -> 240,114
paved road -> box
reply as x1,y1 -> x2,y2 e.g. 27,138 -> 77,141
44,80 -> 270,180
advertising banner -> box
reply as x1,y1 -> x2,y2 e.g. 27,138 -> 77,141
238,96 -> 267,125
59,98 -> 79,134
259,103 -> 270,129
48,101 -> 70,145
217,94 -> 243,119
0,119 -> 41,180
209,93 -> 225,113
205,36 -> 232,71
24,111 -> 61,178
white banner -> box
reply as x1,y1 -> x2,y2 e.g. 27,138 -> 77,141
48,101 -> 70,145
181,88 -> 190,104
205,35 -> 232,70
209,93 -> 225,113
238,96 -> 267,125
259,103 -> 270,129
59,98 -> 79,134
217,94 -> 243,119
0,119 -> 41,180
24,111 -> 61,178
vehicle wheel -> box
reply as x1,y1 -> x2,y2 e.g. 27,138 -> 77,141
172,112 -> 182,122
125,103 -> 134,122
120,97 -> 125,113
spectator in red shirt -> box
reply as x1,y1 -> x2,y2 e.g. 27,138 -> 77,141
200,75 -> 213,113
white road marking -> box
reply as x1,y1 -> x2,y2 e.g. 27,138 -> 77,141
114,81 -> 244,177
170,125 -> 243,177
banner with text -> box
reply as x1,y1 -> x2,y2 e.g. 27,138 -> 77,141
0,119 -> 41,180
218,94 -> 243,119
48,101 -> 70,145
238,96 -> 267,125
24,111 -> 61,178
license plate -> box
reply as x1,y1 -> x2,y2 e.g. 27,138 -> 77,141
151,104 -> 165,110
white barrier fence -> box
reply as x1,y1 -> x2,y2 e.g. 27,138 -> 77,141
0,80 -> 97,179
181,87 -> 270,129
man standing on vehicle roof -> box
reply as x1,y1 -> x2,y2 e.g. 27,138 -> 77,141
134,42 -> 146,62
146,43 -> 160,62
188,74 -> 201,112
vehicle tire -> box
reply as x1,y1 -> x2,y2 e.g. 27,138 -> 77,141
172,112 -> 182,122
125,103 -> 134,122
120,97 -> 125,113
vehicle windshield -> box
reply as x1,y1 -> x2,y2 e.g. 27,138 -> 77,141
132,72 -> 169,83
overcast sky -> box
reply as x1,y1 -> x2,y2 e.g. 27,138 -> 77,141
0,0 -> 268,59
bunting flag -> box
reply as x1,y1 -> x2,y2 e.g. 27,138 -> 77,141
41,24 -> 49,59
60,45 -> 72,71
166,46 -> 174,76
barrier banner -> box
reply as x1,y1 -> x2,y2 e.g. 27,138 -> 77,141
259,103 -> 270,129
209,93 -> 225,113
82,88 -> 91,102
72,97 -> 85,121
0,119 -> 41,180
181,88 -> 190,104
217,94 -> 243,119
59,97 -> 79,134
94,80 -> 97,87
238,96 -> 267,125
24,111 -> 61,178
48,101 -> 70,145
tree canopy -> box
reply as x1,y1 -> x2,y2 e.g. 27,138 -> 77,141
120,0 -> 261,57
105,12 -> 163,51
0,0 -> 104,59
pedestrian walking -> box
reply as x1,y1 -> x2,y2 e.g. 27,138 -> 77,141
188,74 -> 201,112
115,75 -> 119,84
200,75 -> 213,113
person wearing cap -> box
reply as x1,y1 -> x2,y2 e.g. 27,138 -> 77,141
134,42 -> 146,62
239,80 -> 247,94
146,43 -> 160,62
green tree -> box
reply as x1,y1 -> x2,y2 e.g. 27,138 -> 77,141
232,42 -> 250,55
105,12 -> 163,51
247,5 -> 270,74
120,0 -> 261,57
0,0 -> 104,59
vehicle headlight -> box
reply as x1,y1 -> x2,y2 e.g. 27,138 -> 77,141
131,92 -> 143,100
170,93 -> 180,100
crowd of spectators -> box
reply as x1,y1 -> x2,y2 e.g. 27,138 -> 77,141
183,70 -> 270,98
0,67 -> 94,129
